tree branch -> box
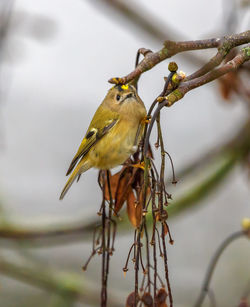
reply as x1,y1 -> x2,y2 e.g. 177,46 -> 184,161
162,46 -> 250,107
0,218 -> 95,244
0,257 -> 124,307
108,31 -> 250,85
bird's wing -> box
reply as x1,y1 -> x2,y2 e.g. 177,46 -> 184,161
66,106 -> 119,176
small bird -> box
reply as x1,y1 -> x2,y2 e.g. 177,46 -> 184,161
59,84 -> 147,200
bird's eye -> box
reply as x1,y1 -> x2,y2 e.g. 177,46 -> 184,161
116,94 -> 121,101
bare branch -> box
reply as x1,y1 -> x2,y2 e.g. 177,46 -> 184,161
0,256 -> 124,306
163,46 -> 250,107
108,31 -> 250,85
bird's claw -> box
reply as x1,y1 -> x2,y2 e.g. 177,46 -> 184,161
131,162 -> 146,170
141,116 -> 151,124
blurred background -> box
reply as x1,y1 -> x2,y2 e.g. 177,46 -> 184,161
0,0 -> 249,306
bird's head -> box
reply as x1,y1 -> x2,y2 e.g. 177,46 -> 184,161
104,84 -> 145,116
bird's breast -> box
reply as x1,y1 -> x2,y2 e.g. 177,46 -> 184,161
88,119 -> 143,169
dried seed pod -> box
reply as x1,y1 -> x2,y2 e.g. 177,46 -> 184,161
156,288 -> 168,307
126,292 -> 138,307
141,292 -> 153,307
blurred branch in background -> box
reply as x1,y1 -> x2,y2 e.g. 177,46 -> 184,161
85,0 -> 204,65
0,0 -> 56,70
194,225 -> 250,307
0,0 -> 14,57
126,131 -> 247,226
0,216 -> 96,246
0,0 -> 14,149
1,10 -> 56,64
0,255 -> 124,307
0,1 -> 56,149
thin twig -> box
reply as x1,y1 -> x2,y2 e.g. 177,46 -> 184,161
101,171 -> 107,307
162,46 -> 250,107
157,98 -> 173,307
144,220 -> 151,293
123,243 -> 135,274
134,227 -> 142,305
194,230 -> 247,307
105,170 -> 114,305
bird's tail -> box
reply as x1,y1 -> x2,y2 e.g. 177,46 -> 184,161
59,159 -> 91,200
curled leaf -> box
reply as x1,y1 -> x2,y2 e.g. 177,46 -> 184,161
126,292 -> 137,307
127,188 -> 142,228
114,169 -> 133,214
141,292 -> 153,307
218,71 -> 239,101
156,288 -> 168,307
103,166 -> 133,214
163,222 -> 168,237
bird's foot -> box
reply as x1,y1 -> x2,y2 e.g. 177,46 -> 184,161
131,161 -> 145,170
141,115 -> 151,124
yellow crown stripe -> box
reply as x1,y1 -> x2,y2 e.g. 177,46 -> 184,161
121,84 -> 129,90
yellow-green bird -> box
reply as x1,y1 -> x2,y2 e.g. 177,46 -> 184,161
59,84 -> 147,200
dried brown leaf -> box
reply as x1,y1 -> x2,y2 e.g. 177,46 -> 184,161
141,292 -> 153,307
114,170 -> 132,214
156,288 -> 168,307
163,222 -> 168,236
127,189 -> 142,228
131,168 -> 144,190
126,292 -> 137,307
218,71 -> 239,101
103,166 -> 133,214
